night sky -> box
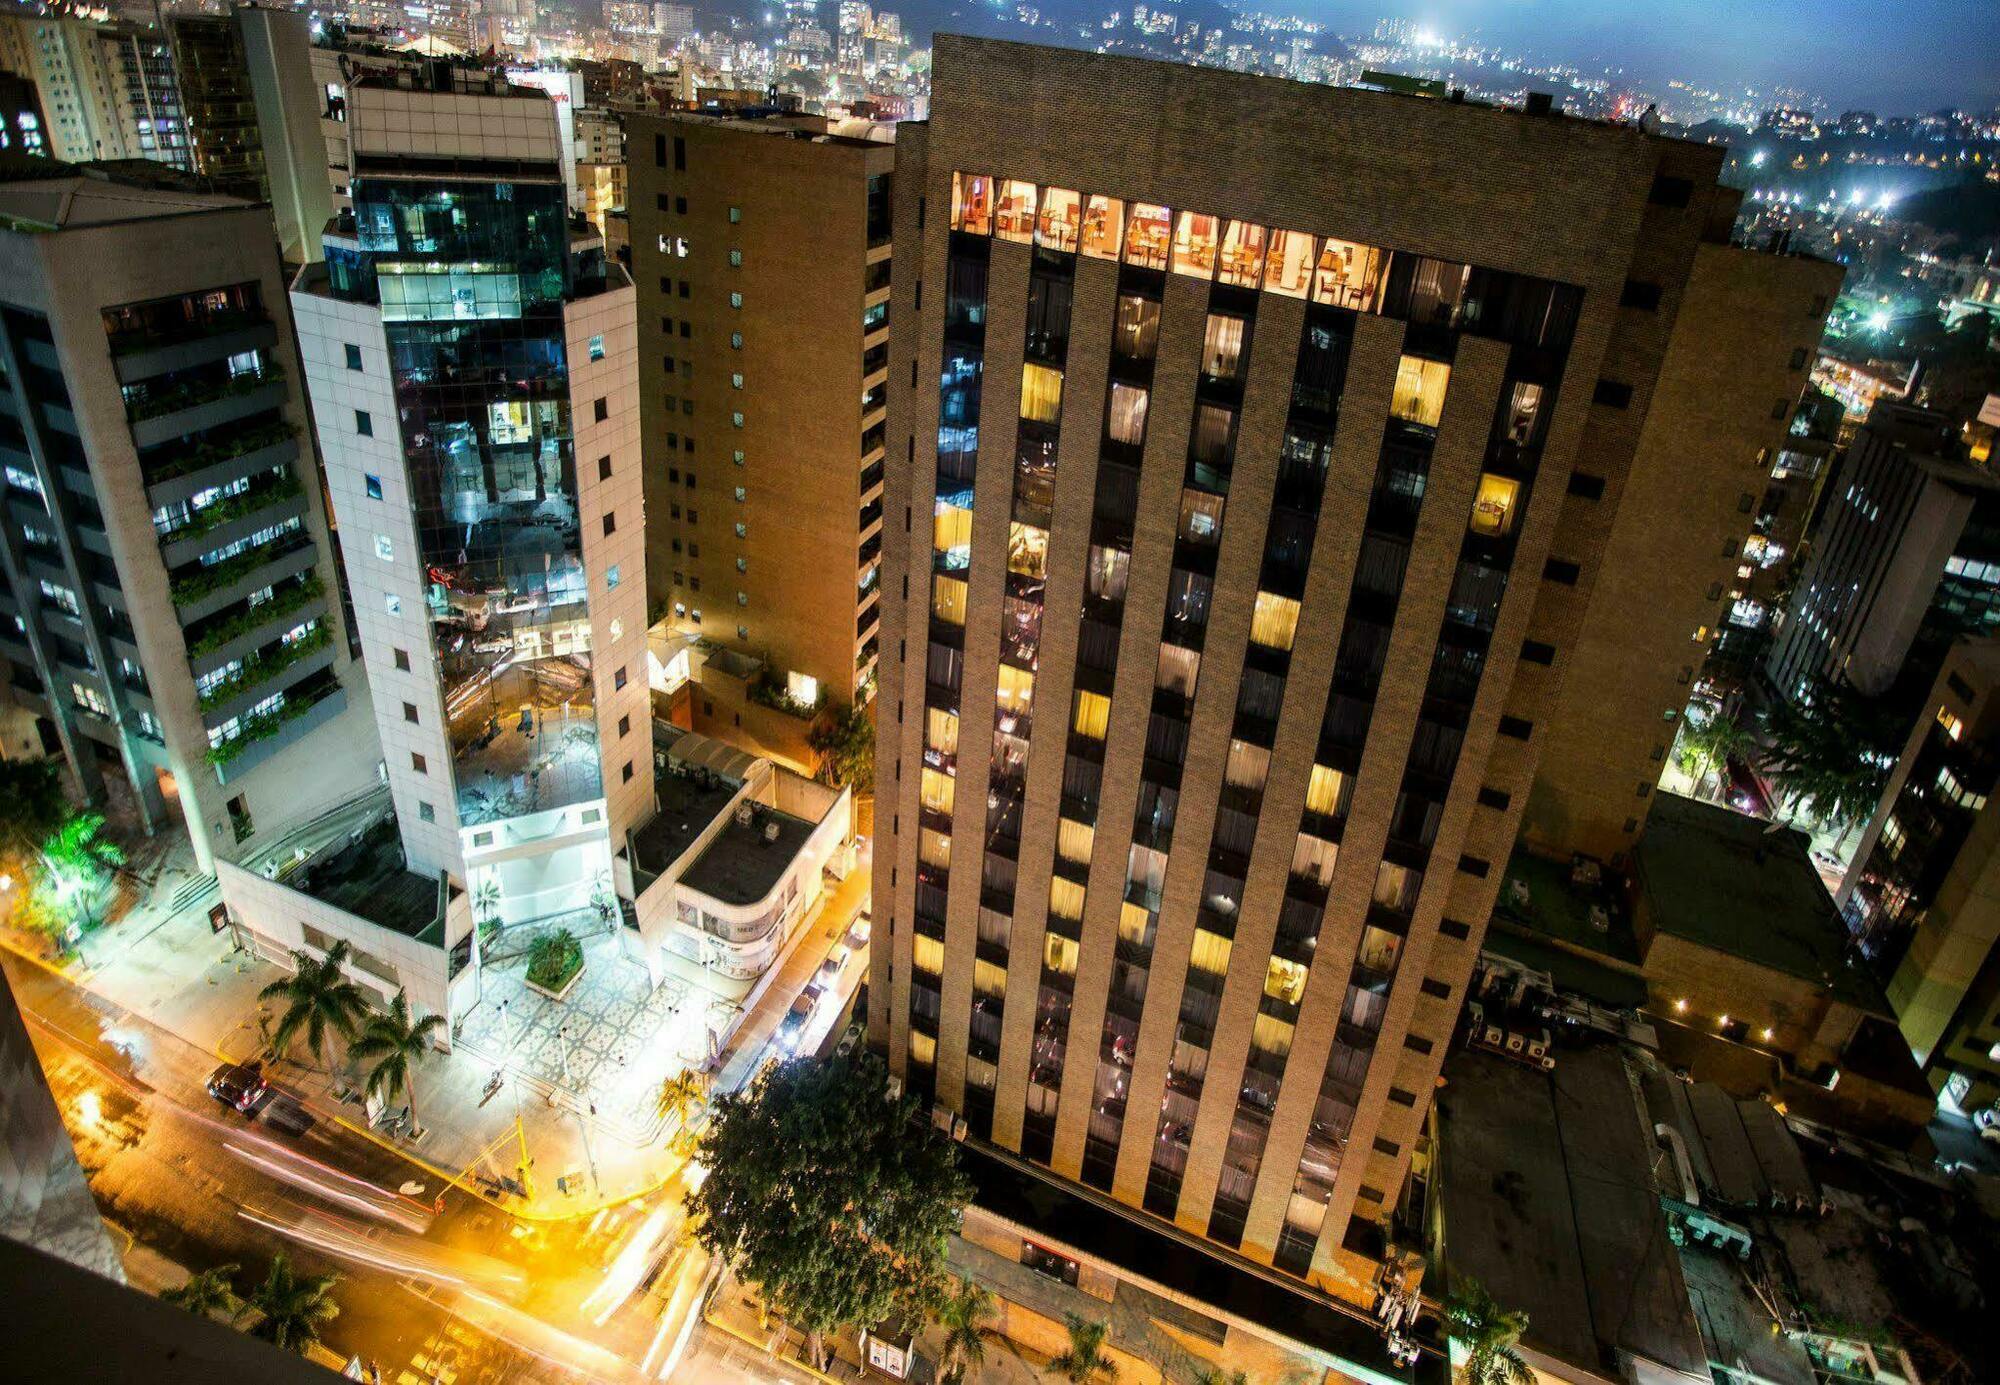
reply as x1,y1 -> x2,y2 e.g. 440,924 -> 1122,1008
1315,1 -> 2000,112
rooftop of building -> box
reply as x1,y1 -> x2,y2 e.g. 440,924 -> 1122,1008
0,157 -> 248,232
1633,794 -> 1884,1013
678,798 -> 817,907
1437,1044 -> 1709,1381
629,756 -> 743,881
285,813 -> 445,942
1493,848 -> 1645,969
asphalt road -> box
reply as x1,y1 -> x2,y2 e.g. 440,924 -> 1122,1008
1,950 -> 778,1384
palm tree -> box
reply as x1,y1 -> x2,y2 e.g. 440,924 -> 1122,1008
1049,1314 -> 1117,1383
246,1252 -> 341,1355
1677,708 -> 1752,797
160,1263 -> 243,1322
1759,679 -> 1899,850
259,940 -> 371,1075
38,811 -> 125,937
1444,1278 -> 1534,1385
655,1069 -> 708,1133
1193,1369 -> 1250,1385
933,1277 -> 996,1384
348,989 -> 446,1136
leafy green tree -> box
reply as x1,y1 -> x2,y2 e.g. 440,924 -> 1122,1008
160,1263 -> 243,1322
245,1253 -> 341,1355
1049,1314 -> 1118,1382
1676,708 -> 1752,793
808,700 -> 875,793
37,811 -> 124,936
655,1068 -> 708,1133
0,759 -> 66,859
688,1053 -> 970,1370
1444,1278 -> 1533,1385
933,1276 -> 996,1384
347,989 -> 445,1135
259,940 -> 371,1074
1759,679 -> 1900,849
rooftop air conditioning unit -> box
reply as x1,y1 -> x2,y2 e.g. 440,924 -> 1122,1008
764,821 -> 781,843
952,1117 -> 968,1142
734,803 -> 754,827
1505,1031 -> 1527,1055
1527,1029 -> 1551,1061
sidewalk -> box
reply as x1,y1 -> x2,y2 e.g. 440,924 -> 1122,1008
4,833 -> 872,1223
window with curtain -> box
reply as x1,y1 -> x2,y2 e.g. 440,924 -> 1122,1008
1292,832 -> 1338,886
913,933 -> 946,977
933,501 -> 974,570
1020,362 -> 1063,424
950,172 -> 992,234
1007,521 -> 1049,579
1251,1011 -> 1295,1059
1191,403 -> 1236,469
1470,473 -> 1521,537
1044,932 -> 1080,975
1188,927 -> 1233,977
1057,817 -> 1094,865
996,663 -> 1035,716
920,767 -> 955,815
1503,380 -> 1545,446
1112,293 -> 1160,362
1081,194 -> 1124,260
925,706 -> 959,758
1250,590 -> 1302,651
1085,544 -> 1130,603
919,827 -> 952,869
1048,874 -> 1086,922
1072,689 -> 1111,739
931,573 -> 968,625
1037,187 -> 1080,251
978,908 -> 1013,948
1372,860 -> 1421,913
1178,487 -> 1224,546
1171,211 -> 1219,278
1107,381 -> 1150,444
1304,763 -> 1349,817
1391,355 -> 1451,428
974,959 -> 1008,999
1225,738 -> 1271,792
1155,641 -> 1201,696
1265,956 -> 1309,1006
1118,900 -> 1154,947
1202,314 -> 1248,380
1127,843 -> 1168,897
908,1030 -> 937,1066
1357,925 -> 1402,975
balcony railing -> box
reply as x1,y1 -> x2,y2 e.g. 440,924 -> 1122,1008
198,623 -> 331,712
127,365 -> 284,422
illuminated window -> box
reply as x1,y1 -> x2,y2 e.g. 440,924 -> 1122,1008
1357,925 -> 1401,974
1470,474 -> 1521,537
931,574 -> 968,625
1080,194 -> 1124,260
1189,928 -> 1233,977
1264,955 -> 1309,1006
1072,689 -> 1111,740
1251,1011 -> 1295,1058
1291,833 -> 1338,886
1171,211 -> 1219,278
995,179 -> 1037,243
1391,355 -> 1451,428
1124,203 -> 1170,270
1880,814 -> 1906,859
1044,932 -> 1079,976
950,171 -> 992,234
1264,229 -> 1315,296
1249,591 -> 1301,651
1007,522 -> 1048,580
909,1030 -> 937,1066
1225,739 -> 1271,794
1048,875 -> 1086,922
1313,238 -> 1389,311
1937,765 -> 1989,812
919,827 -> 952,869
1373,861 -> 1421,913
933,501 -> 974,571
920,767 -> 955,815
1218,220 -> 1266,288
1202,314 -> 1247,380
1304,764 -> 1352,816
1037,187 -> 1080,251
974,959 -> 1008,999
1020,362 -> 1063,424
1502,381 -> 1545,446
1113,293 -> 1160,362
1938,706 -> 1966,740
1057,817 -> 1094,865
996,663 -> 1035,716
913,934 -> 946,977
1117,900 -> 1152,945
925,706 -> 959,758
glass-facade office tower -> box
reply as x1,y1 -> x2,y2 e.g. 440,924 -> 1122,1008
292,69 -> 652,935
874,36 -> 1838,1315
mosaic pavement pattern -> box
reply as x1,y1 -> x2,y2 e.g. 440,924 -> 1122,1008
457,935 -> 691,1139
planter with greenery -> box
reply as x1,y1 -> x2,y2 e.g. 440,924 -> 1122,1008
170,529 -> 306,607
206,678 -> 340,767
747,670 -> 822,719
523,926 -> 585,999
198,623 -> 332,712
162,468 -> 302,545
127,364 -> 284,421
186,573 -> 324,658
146,418 -> 297,485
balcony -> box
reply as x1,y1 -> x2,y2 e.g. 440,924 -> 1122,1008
209,677 -> 346,784
159,473 -> 306,568
109,307 -> 272,368
184,574 -> 325,671
128,375 -> 287,451
199,625 -> 337,727
172,537 -> 318,624
144,422 -> 300,505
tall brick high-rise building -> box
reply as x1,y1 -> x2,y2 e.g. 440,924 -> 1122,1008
871,35 -> 1838,1311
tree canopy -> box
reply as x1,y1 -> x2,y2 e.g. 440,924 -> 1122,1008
688,1053 -> 969,1366
1758,678 -> 1900,836
1444,1278 -> 1533,1385
808,700 -> 875,793
0,759 -> 66,860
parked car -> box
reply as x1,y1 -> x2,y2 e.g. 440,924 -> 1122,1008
779,993 -> 817,1053
818,944 -> 851,986
206,1061 -> 268,1113
848,911 -> 872,946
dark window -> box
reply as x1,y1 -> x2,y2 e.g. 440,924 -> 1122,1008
354,409 -> 373,436
1948,672 -> 1975,703
1386,1087 -> 1417,1108
1476,786 -> 1510,810
1457,855 -> 1490,878
1648,173 -> 1693,207
614,666 -> 628,691
1359,1185 -> 1386,1202
654,132 -> 666,166
1567,472 -> 1605,501
1543,558 -> 1580,585
365,474 -> 383,500
1372,1137 -> 1400,1156
1788,347 -> 1808,370
1592,379 -> 1633,409
673,136 -> 686,171
411,752 -> 427,773
593,397 -> 609,422
675,195 -> 687,215
623,760 -> 635,783
1420,978 -> 1452,999
344,343 -> 363,370
393,647 -> 410,671
1770,398 -> 1789,420
1497,715 -> 1533,740
418,801 -> 434,823
1404,1033 -> 1435,1055
619,714 -> 630,737
1737,492 -> 1755,514
1623,817 -> 1639,833
402,701 -> 418,724
598,455 -> 612,480
1619,279 -> 1662,310
603,513 -> 617,535
1520,639 -> 1556,666
1439,918 -> 1471,940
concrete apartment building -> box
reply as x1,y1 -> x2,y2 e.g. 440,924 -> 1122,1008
870,34 -> 1846,1325
0,163 -> 378,877
289,67 -> 652,963
627,110 -> 892,768
1768,401 -> 2000,712
0,14 -> 188,170
168,5 -> 334,267
1839,637 -> 2000,1117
